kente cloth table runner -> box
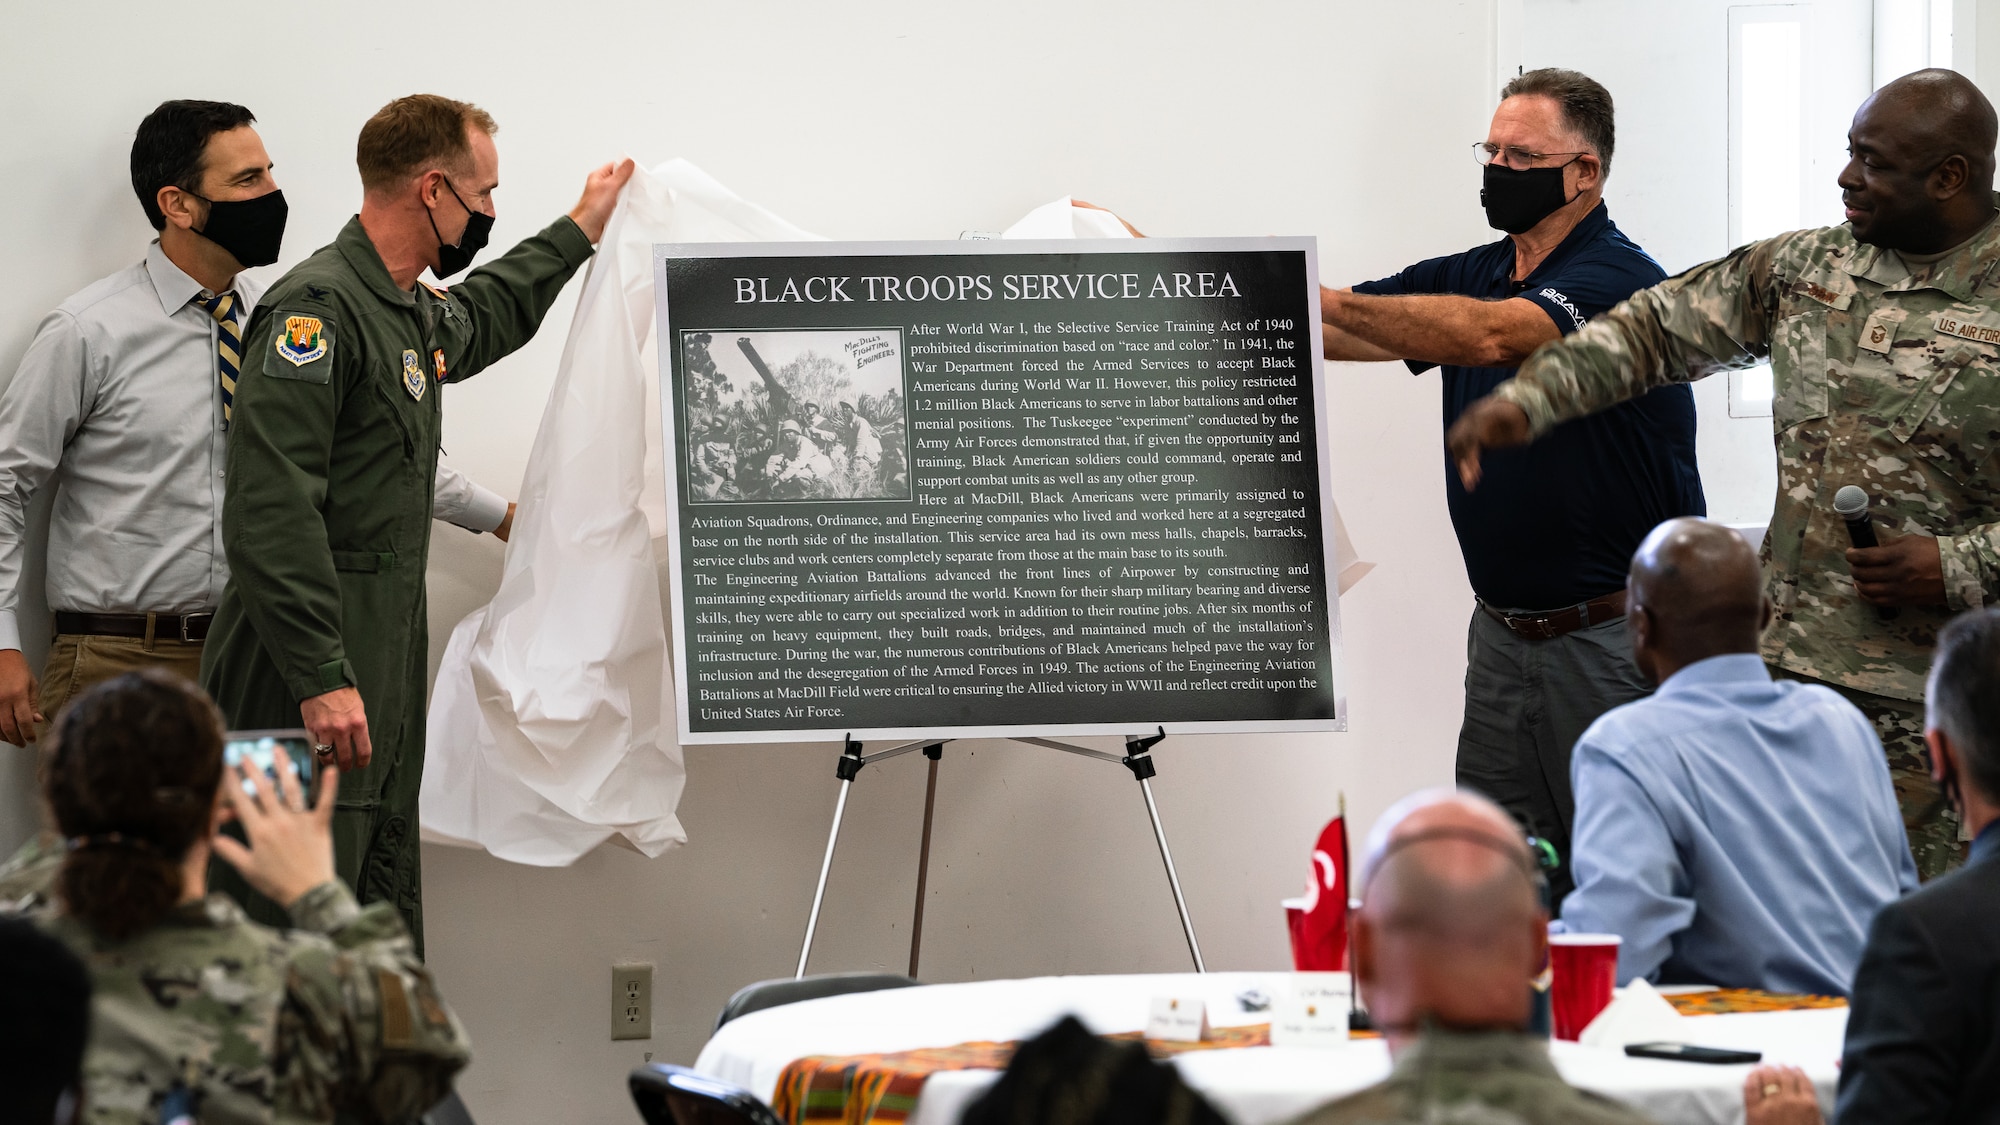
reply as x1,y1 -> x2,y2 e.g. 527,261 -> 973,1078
1661,988 -> 1845,1016
772,1024 -> 1268,1125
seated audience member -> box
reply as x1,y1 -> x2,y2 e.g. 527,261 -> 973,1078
0,669 -> 469,1123
0,916 -> 91,1124
1290,789 -> 1649,1125
1560,518 -> 1916,994
961,1015 -> 1227,1125
1742,606 -> 2000,1125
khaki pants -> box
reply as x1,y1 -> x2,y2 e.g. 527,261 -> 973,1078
23,633 -> 206,843
37,632 -> 206,728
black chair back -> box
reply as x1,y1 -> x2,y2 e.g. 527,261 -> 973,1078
421,1090 -> 476,1125
713,972 -> 919,1032
960,1016 -> 1229,1125
629,1063 -> 783,1125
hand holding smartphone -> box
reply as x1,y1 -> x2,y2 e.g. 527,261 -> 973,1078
223,729 -> 317,804
212,729 -> 339,909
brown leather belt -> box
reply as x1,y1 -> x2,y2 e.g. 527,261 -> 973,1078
54,612 -> 212,643
1479,591 -> 1627,642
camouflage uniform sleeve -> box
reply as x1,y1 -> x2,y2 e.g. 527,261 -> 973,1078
1493,235 -> 1795,436
277,881 -> 471,1121
1938,529 -> 2000,610
0,835 -> 59,909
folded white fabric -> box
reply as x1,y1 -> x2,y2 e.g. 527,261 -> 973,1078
421,160 -> 820,865
1578,979 -> 1690,1049
1000,195 -> 1135,239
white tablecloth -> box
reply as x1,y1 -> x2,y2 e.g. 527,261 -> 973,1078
692,973 -> 1844,1125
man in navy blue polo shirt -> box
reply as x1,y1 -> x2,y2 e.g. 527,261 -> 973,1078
1322,68 -> 1704,903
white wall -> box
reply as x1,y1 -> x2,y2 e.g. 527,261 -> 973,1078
1,4 -> 1494,1123
1978,0 -> 2000,100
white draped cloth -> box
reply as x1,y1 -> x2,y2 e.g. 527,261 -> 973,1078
421,160 -> 819,864
423,173 -> 1369,865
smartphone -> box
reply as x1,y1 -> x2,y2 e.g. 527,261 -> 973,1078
223,729 -> 317,802
1624,1042 -> 1763,1064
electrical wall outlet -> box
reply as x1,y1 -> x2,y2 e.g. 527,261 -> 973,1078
612,963 -> 652,1041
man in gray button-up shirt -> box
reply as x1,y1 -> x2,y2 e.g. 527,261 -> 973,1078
0,100 -> 511,746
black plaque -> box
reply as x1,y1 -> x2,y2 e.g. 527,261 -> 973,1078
657,239 -> 1345,743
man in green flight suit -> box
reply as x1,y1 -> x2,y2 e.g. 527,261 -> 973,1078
201,93 -> 633,951
1447,69 -> 2000,878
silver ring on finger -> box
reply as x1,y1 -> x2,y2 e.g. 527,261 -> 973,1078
314,744 -> 334,759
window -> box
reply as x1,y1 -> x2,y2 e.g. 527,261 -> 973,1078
1726,6 -> 1805,417
1874,0 -> 1955,88
1724,1 -> 1953,418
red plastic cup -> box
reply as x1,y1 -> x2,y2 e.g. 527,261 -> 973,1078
1283,902 -> 1308,968
1549,933 -> 1621,1041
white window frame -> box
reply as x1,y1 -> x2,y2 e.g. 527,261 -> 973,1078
1726,5 -> 1809,418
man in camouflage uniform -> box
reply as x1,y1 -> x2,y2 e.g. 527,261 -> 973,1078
1292,790 -> 1648,1125
1448,69 -> 2000,878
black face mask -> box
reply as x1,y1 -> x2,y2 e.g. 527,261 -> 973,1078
194,188 -> 288,268
428,178 -> 493,279
1481,163 -> 1574,235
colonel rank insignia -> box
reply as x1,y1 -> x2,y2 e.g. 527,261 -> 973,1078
277,315 -> 327,366
402,349 -> 426,401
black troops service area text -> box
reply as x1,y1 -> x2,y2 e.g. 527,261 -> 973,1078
661,247 -> 1339,736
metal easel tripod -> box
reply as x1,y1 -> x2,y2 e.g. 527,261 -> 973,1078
794,727 -> 1205,979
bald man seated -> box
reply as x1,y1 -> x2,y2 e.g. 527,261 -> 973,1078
1289,790 -> 1650,1125
1558,519 -> 1917,995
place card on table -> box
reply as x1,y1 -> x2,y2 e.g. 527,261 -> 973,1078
1145,996 -> 1211,1042
1271,971 -> 1352,1048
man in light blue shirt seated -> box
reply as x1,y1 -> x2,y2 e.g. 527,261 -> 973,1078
1559,517 -> 1918,995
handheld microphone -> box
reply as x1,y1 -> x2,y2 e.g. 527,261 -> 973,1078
1834,486 -> 1878,549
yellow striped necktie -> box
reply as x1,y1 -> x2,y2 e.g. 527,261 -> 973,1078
197,291 -> 242,425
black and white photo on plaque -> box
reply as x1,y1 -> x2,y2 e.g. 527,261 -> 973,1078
680,327 -> 910,503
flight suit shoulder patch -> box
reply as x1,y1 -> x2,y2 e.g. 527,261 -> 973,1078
266,310 -> 336,384
422,282 -> 468,326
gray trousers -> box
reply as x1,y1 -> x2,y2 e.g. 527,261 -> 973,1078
1456,605 -> 1652,906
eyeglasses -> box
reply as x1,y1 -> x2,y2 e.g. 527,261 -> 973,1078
1473,142 -> 1589,170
